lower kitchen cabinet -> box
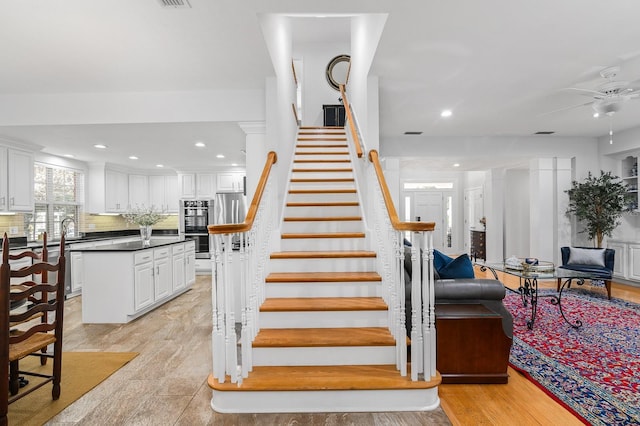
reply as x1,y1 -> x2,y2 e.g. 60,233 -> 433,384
75,239 -> 195,323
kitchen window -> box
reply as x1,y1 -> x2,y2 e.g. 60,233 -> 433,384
24,163 -> 84,242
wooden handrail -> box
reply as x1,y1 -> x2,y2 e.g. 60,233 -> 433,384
339,85 -> 364,158
208,151 -> 278,235
368,150 -> 435,232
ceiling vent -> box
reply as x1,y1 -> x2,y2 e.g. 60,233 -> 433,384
534,131 -> 555,135
404,131 -> 423,135
158,0 -> 191,8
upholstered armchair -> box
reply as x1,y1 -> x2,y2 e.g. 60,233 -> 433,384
557,246 -> 615,299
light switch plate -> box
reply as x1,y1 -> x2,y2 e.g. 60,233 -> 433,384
9,226 -> 18,235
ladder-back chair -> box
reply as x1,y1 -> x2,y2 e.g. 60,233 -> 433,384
0,232 -> 66,426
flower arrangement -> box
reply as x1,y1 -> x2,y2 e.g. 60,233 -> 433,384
122,206 -> 164,227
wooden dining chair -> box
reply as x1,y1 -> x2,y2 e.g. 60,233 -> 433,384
0,232 -> 66,426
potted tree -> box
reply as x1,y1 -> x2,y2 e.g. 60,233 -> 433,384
566,170 -> 632,248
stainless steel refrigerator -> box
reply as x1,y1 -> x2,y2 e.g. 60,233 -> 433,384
214,192 -> 247,248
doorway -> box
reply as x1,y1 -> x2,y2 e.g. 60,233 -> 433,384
402,189 -> 455,253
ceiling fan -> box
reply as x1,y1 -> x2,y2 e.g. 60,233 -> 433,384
556,66 -> 640,117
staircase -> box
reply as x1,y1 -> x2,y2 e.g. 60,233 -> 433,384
209,127 -> 440,413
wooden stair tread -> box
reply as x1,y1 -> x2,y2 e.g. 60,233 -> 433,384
283,216 -> 362,222
209,365 -> 439,391
290,178 -> 355,183
286,201 -> 359,207
266,271 -> 381,282
260,297 -> 387,312
288,189 -> 356,194
270,250 -> 375,259
296,143 -> 347,147
294,159 -> 351,163
300,126 -> 344,130
281,232 -> 365,239
253,327 -> 395,347
292,168 -> 353,172
295,151 -> 349,155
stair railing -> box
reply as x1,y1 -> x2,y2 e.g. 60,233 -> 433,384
209,151 -> 278,384
340,86 -> 437,382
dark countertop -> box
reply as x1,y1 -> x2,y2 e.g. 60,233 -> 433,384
3,229 -> 180,251
70,237 -> 189,252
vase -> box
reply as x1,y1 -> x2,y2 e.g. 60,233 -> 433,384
139,225 -> 152,245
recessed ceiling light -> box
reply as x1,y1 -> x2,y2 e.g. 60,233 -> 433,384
441,109 -> 452,118
156,164 -> 164,168
231,163 -> 238,166
593,112 -> 600,118
93,144 -> 107,149
195,142 -> 206,148
216,154 -> 225,158
453,163 -> 460,167
63,154 -> 74,158
129,156 -> 139,160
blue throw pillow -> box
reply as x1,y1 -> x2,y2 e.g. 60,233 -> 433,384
438,253 -> 475,279
433,250 -> 453,272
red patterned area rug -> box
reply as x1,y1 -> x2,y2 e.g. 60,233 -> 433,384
503,288 -> 640,425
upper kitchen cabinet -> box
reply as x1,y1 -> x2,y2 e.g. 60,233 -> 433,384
0,147 -> 34,212
149,175 -> 178,213
129,174 -> 149,209
87,164 -> 129,213
217,172 -> 245,193
177,172 -> 216,199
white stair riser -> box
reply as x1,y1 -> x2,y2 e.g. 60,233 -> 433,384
280,237 -> 366,251
253,346 -> 396,366
269,257 -> 374,272
289,181 -> 356,190
260,310 -> 388,328
280,220 -> 364,234
265,282 -> 381,298
291,171 -> 353,179
292,162 -> 351,169
287,193 -> 358,203
211,388 -> 440,413
295,146 -> 349,153
285,205 -> 361,217
295,154 -> 350,162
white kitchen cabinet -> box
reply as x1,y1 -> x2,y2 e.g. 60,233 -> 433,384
607,240 -> 628,279
178,172 -> 217,199
217,172 -> 245,193
197,173 -> 216,198
0,147 -> 34,212
172,243 -> 186,292
185,240 -> 196,285
134,251 -> 155,312
150,175 -> 179,213
105,169 -> 129,212
178,173 -> 196,199
628,243 -> 640,281
154,247 -> 172,300
129,174 -> 149,209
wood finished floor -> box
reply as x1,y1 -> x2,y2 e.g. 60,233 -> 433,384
47,272 -> 640,425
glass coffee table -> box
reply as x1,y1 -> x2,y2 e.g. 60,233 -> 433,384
478,261 -> 594,330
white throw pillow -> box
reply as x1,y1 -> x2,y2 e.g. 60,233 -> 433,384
567,247 -> 606,267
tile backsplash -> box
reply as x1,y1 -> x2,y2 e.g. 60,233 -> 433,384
0,213 -> 179,239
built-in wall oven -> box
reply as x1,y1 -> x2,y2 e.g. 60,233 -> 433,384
179,199 -> 215,258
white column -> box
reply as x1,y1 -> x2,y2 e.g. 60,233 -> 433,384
485,168 -> 505,262
238,122 -> 266,203
529,158 -> 556,261
555,158 -> 573,264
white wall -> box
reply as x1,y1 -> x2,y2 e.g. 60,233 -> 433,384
294,42 -> 350,126
504,169 -> 529,257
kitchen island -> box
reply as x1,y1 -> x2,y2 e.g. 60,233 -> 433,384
71,238 -> 196,323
